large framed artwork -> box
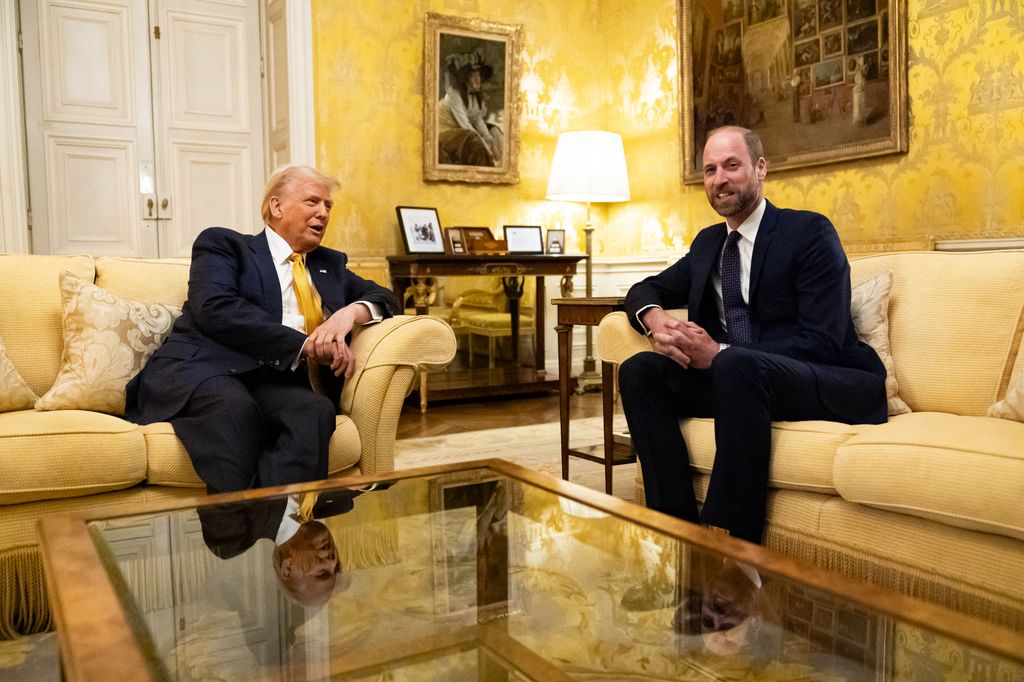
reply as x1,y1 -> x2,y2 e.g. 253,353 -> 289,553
678,0 -> 907,183
423,13 -> 523,184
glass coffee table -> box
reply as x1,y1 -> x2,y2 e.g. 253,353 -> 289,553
39,459 -> 1023,680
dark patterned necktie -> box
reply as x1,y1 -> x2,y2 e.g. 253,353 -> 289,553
722,230 -> 751,344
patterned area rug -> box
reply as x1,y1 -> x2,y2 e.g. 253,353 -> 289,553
394,416 -> 637,502
0,632 -> 58,680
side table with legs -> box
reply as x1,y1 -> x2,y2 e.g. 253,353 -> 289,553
553,297 -> 635,494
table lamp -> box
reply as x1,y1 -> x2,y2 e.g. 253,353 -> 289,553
546,130 -> 630,388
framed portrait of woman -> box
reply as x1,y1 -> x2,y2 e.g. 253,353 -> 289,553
423,13 -> 523,184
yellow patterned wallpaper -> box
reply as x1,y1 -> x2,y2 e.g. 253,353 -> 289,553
311,0 -> 607,259
312,0 -> 1024,259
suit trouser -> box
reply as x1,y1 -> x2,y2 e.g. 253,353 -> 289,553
171,366 -> 336,494
619,347 -> 860,544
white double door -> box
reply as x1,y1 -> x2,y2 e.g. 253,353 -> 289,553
21,0 -> 265,258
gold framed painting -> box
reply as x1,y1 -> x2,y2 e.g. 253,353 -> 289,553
678,0 -> 907,184
423,12 -> 523,184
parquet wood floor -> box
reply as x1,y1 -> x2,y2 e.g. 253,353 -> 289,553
396,390 -> 614,439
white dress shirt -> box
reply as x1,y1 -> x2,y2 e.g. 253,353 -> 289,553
635,198 -> 766,336
264,227 -> 382,368
710,198 -> 765,331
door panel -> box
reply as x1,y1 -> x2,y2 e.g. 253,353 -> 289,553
41,3 -> 134,124
154,0 -> 264,257
165,141 -> 252,256
23,0 -> 154,255
21,0 -> 264,258
264,0 -> 290,169
165,11 -> 249,130
44,135 -> 140,251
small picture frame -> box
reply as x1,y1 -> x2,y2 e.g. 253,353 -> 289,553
444,227 -> 466,254
545,229 -> 565,254
396,206 -> 445,254
503,225 -> 543,254
459,227 -> 494,246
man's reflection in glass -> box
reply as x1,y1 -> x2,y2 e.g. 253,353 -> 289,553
272,493 -> 346,607
675,557 -> 776,658
697,559 -> 763,655
198,488 -> 367,607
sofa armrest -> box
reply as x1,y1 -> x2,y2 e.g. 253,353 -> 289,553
595,311 -> 653,366
340,315 -> 456,474
595,309 -> 691,366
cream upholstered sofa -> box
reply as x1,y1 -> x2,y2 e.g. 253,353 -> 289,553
0,252 -> 456,637
596,250 -> 1024,631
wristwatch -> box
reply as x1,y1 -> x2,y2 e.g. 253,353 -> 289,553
718,342 -> 730,353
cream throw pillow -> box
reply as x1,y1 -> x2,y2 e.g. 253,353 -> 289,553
35,271 -> 181,415
850,269 -> 911,416
988,366 -> 1024,422
0,336 -> 39,412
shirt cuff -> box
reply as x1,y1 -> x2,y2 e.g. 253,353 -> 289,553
635,304 -> 663,336
289,344 -> 305,372
356,301 -> 383,324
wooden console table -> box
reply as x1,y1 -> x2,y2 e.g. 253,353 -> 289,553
388,254 -> 585,409
553,296 -> 635,493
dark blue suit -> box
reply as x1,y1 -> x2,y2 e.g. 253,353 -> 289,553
620,201 -> 886,542
126,227 -> 399,493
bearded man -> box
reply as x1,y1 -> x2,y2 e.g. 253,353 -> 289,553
618,126 -> 886,544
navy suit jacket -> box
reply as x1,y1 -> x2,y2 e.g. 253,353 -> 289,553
125,227 -> 400,424
197,489 -> 363,560
624,201 -> 886,424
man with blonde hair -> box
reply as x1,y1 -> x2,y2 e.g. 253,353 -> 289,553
127,165 -> 399,493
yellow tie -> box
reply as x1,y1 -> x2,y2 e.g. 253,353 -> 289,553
289,253 -> 324,391
289,253 -> 323,332
295,492 -> 318,523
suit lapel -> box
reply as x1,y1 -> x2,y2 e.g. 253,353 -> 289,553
249,231 -> 283,321
307,248 -> 345,313
692,224 -> 727,321
748,201 -> 778,304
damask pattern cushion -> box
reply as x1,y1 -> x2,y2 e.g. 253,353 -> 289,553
0,337 -> 39,412
987,366 -> 1024,422
850,270 -> 911,416
35,271 -> 181,415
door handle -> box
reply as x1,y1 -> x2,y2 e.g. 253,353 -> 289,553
158,194 -> 172,219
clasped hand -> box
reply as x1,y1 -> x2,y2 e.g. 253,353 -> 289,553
302,309 -> 358,378
644,309 -> 720,369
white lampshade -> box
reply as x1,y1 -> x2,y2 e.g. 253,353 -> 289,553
546,130 -> 630,203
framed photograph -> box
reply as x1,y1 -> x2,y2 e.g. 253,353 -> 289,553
503,225 -> 543,254
545,229 -> 565,255
396,206 -> 445,254
444,227 -> 466,254
423,13 -> 524,185
459,227 -> 494,246
678,0 -> 907,183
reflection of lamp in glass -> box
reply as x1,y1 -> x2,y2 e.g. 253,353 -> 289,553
546,130 -> 630,387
